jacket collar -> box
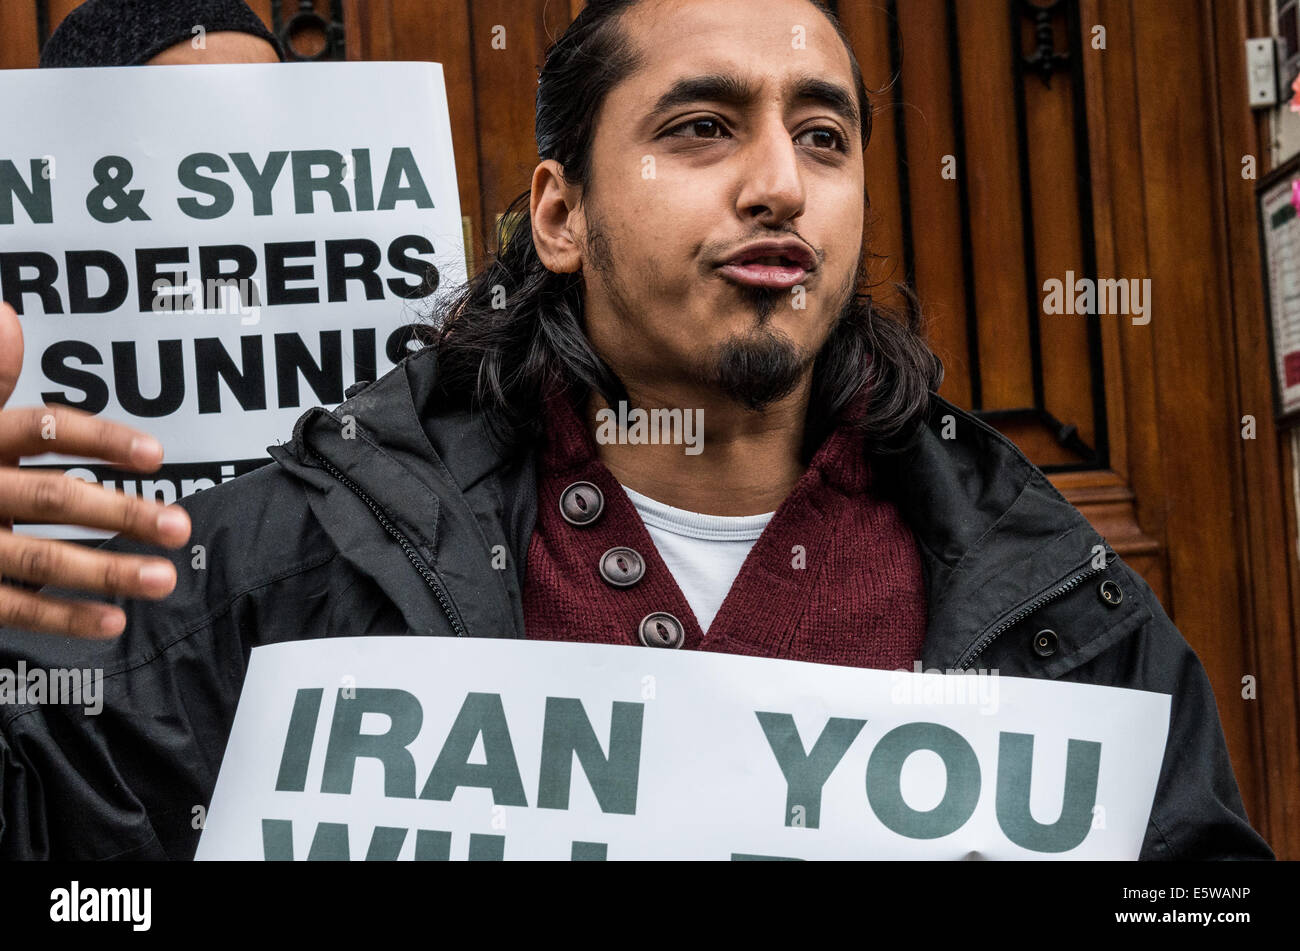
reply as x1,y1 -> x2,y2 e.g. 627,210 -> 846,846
873,393 -> 1116,669
271,347 -> 1121,669
270,346 -> 532,641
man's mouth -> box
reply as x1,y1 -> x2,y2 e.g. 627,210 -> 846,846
718,258 -> 809,290
716,241 -> 816,291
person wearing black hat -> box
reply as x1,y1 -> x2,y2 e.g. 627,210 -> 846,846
39,0 -> 285,68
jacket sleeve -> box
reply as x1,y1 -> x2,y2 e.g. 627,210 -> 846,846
1129,581 -> 1274,860
0,465 -> 351,860
0,546 -> 245,861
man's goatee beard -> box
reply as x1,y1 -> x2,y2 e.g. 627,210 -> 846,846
705,284 -> 809,412
710,328 -> 808,412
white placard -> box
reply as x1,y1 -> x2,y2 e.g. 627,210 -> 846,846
196,638 -> 1171,860
0,62 -> 464,535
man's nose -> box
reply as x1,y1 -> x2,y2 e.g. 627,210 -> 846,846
736,117 -> 807,225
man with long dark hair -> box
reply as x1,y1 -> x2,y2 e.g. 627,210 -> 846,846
0,0 -> 1273,859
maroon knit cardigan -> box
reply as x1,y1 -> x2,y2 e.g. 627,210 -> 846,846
522,388 -> 928,670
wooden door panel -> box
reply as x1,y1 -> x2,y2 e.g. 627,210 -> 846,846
894,0 -> 974,409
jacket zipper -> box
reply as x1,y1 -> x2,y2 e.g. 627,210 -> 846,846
957,558 -> 1109,670
308,449 -> 468,638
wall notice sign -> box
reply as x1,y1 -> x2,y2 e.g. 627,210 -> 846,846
1259,156 -> 1300,425
0,62 -> 465,535
196,638 -> 1172,861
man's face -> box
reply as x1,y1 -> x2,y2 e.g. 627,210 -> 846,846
144,30 -> 280,66
575,0 -> 866,411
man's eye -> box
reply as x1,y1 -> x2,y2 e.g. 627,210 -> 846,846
798,127 -> 848,152
666,118 -> 730,140
665,119 -> 847,153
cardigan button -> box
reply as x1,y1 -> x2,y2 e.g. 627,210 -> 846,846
559,481 -> 604,526
639,612 -> 685,649
599,547 -> 645,587
1031,629 -> 1059,658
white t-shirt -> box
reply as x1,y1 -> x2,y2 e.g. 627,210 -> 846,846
619,483 -> 776,634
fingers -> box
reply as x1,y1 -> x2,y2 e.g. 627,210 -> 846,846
0,583 -> 126,639
0,316 -> 186,641
0,303 -> 22,409
0,405 -> 164,471
0,532 -> 178,601
0,468 -> 191,546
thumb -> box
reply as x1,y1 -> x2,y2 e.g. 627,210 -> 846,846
0,302 -> 23,409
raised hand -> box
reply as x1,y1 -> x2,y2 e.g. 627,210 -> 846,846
0,301 -> 191,637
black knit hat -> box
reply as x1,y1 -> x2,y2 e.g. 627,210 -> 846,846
40,0 -> 285,68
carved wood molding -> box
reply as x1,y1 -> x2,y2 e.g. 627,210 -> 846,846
1050,470 -> 1160,556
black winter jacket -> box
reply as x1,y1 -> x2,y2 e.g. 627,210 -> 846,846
0,344 -> 1276,859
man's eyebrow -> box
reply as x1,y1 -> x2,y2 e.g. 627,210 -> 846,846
645,72 -> 861,134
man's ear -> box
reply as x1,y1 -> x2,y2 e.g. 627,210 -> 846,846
530,160 -> 583,274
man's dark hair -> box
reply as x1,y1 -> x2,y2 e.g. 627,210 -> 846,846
425,0 -> 942,459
